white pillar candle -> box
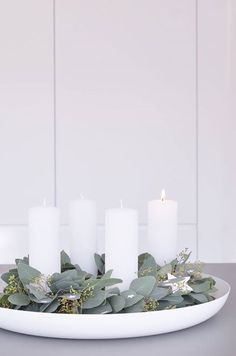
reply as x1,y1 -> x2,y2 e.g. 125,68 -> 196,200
105,201 -> 138,291
69,197 -> 97,274
29,201 -> 60,275
148,190 -> 178,266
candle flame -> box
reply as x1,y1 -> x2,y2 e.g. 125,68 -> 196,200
42,198 -> 47,207
120,199 -> 124,208
80,193 -> 85,200
160,189 -> 166,201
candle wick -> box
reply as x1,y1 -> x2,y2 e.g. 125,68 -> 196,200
160,189 -> 166,202
120,199 -> 124,209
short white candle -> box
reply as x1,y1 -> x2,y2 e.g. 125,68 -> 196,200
105,201 -> 138,291
29,200 -> 60,275
69,197 -> 97,274
148,190 -> 178,265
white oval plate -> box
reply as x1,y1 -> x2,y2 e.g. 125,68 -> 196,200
0,275 -> 230,339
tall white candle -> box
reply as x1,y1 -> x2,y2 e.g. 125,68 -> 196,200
148,190 -> 178,265
29,201 -> 60,275
105,201 -> 138,291
69,197 -> 97,274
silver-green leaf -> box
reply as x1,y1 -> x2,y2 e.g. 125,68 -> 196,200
109,295 -> 125,313
8,293 -> 30,306
18,262 -> 41,287
82,290 -> 106,309
130,276 -> 156,297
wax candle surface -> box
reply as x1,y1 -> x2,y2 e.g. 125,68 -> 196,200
105,206 -> 138,291
29,205 -> 60,275
69,199 -> 97,274
148,190 -> 178,265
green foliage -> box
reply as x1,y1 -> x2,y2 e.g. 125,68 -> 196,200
121,290 -> 144,308
189,277 -> 216,293
149,286 -> 170,300
189,293 -> 209,303
124,300 -> 145,313
130,276 -> 156,297
17,263 -> 41,288
162,295 -> 184,305
138,253 -> 158,277
8,293 -> 30,306
94,253 -> 105,275
109,295 -> 125,313
83,301 -> 112,314
82,290 -> 106,309
0,249 -> 217,314
61,250 -> 76,272
156,264 -> 172,282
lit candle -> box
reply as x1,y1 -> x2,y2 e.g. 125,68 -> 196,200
69,196 -> 97,274
105,200 -> 138,291
29,200 -> 60,275
148,190 -> 178,265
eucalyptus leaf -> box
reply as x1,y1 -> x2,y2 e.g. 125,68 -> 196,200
8,293 -> 30,306
162,295 -> 184,304
190,281 -> 211,293
50,280 -> 82,293
23,303 -> 42,312
29,295 -> 53,304
176,294 -> 197,308
94,253 -> 105,274
83,301 -> 112,314
15,256 -> 29,265
1,269 -> 18,284
138,253 -> 158,277
13,305 -> 22,310
83,277 -> 122,291
150,287 -> 170,300
62,293 -> 81,300
61,250 -> 71,265
105,287 -> 120,298
157,300 -> 172,310
17,262 -> 41,287
51,269 -> 83,282
50,269 -> 86,292
189,278 -> 215,293
82,290 -> 106,309
124,300 -> 145,313
130,276 -> 156,297
101,270 -> 113,279
40,299 -> 60,313
109,295 -> 125,313
156,264 -> 172,280
190,293 -> 209,303
121,290 -> 144,308
170,258 -> 178,267
27,285 -> 48,300
61,251 -> 75,272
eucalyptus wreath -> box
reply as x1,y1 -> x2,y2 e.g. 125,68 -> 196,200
0,250 -> 216,314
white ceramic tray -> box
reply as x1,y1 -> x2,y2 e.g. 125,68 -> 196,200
0,275 -> 230,339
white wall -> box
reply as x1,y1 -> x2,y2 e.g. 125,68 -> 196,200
198,0 -> 236,262
0,0 -> 235,263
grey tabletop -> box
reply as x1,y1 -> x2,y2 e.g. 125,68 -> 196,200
0,264 -> 235,356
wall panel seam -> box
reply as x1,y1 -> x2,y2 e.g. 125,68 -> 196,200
195,0 -> 199,259
53,0 -> 57,207
0,223 -> 197,227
